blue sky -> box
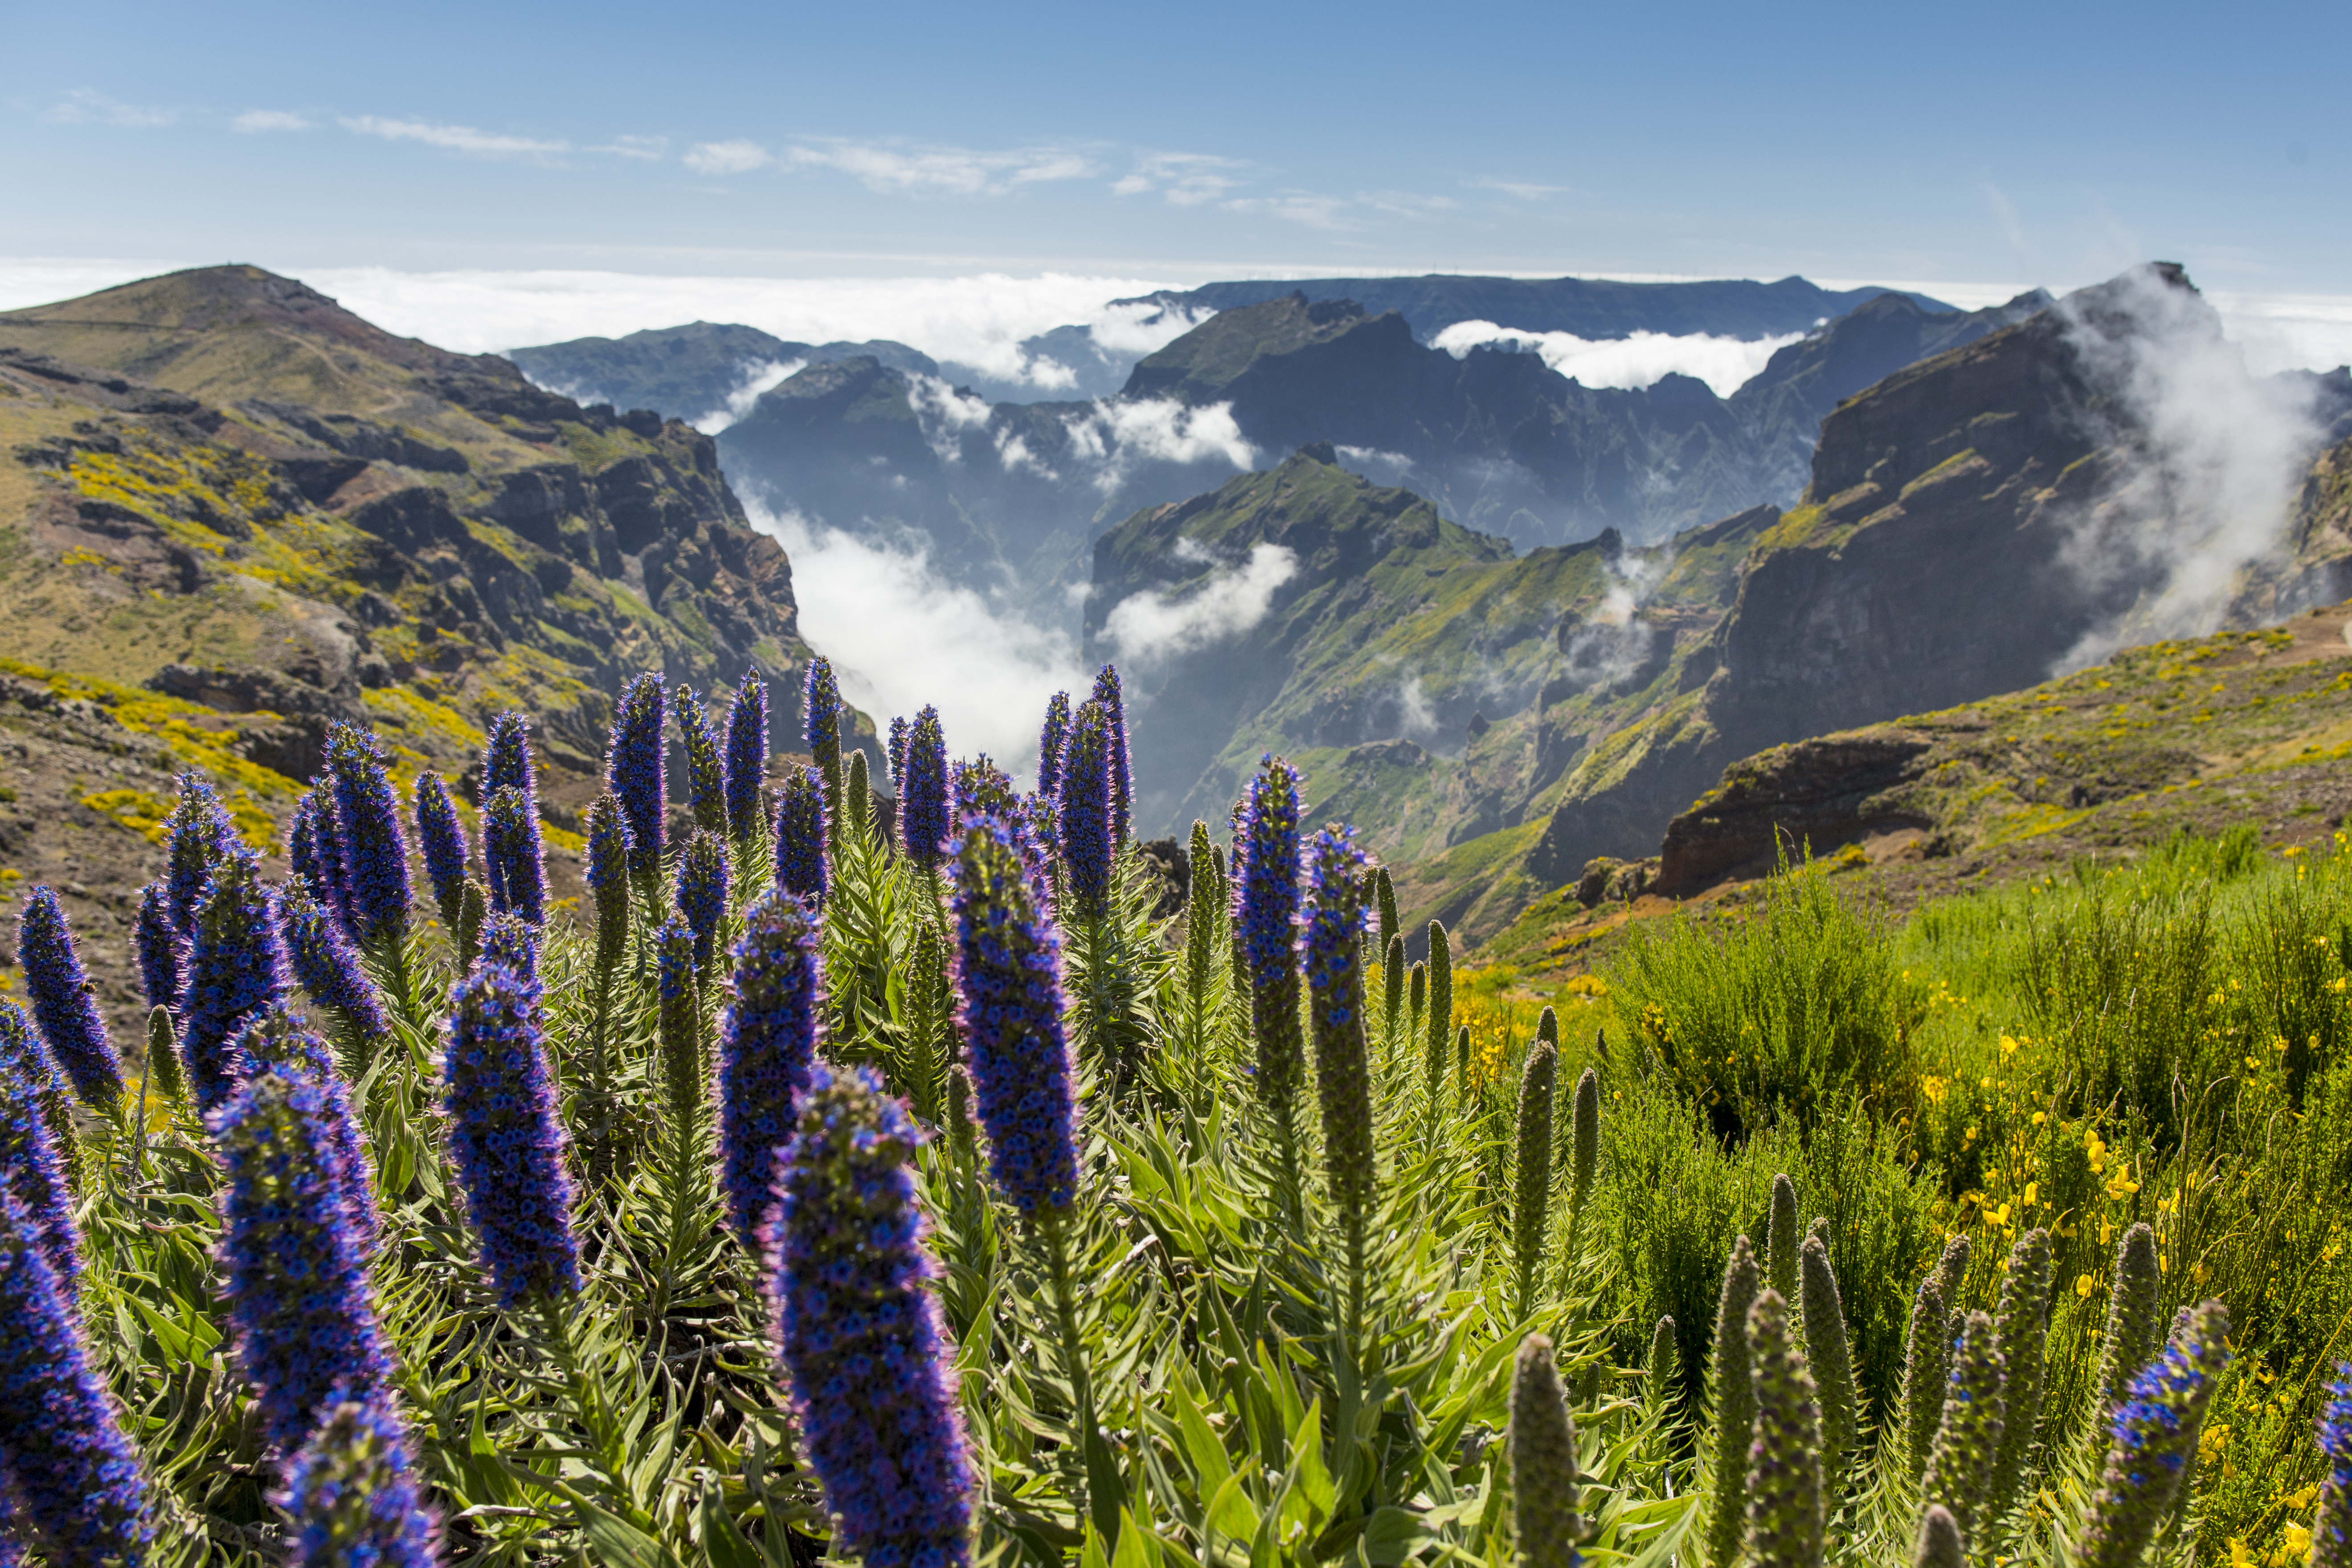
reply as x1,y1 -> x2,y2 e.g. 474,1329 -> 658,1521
5,0 -> 2345,295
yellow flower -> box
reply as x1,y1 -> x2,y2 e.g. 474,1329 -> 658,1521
2284,1522 -> 2311,1559
2024,1181 -> 2039,1207
2076,1274 -> 2100,1298
2229,1538 -> 2255,1568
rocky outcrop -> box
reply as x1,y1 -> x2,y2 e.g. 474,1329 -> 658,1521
0,265 -> 831,786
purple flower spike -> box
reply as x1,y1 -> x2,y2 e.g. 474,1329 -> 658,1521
773,1064 -> 972,1568
1090,664 -> 1132,848
135,882 -> 184,1021
1056,702 -> 1113,914
1035,692 -> 1071,799
724,672 -> 770,843
484,716 -> 544,914
324,725 -> 411,948
718,890 -> 822,1247
2076,1300 -> 2231,1568
1236,757 -> 1306,1110
210,1064 -> 394,1455
288,794 -> 336,921
802,657 -> 843,780
583,794 -> 633,967
412,770 -> 470,929
282,1396 -> 439,1568
478,912 -> 542,992
0,1000 -> 81,1289
445,960 -> 579,1306
16,888 -> 122,1110
676,831 -> 728,972
0,1188 -> 158,1563
1302,825 -> 1374,1215
483,787 -> 546,928
609,672 -> 667,877
900,706 -> 949,869
235,1008 -> 380,1251
678,688 -> 730,838
300,785 -> 359,934
887,715 -> 909,794
165,772 -> 237,936
181,850 -> 287,1113
773,764 -> 829,909
279,884 -> 391,1041
949,813 -> 1080,1215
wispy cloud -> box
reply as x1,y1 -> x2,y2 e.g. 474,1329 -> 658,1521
784,138 -> 1098,197
684,139 -> 773,175
231,109 -> 312,134
1222,192 -> 1354,230
1470,176 -> 1567,200
341,115 -> 569,158
591,134 -> 667,161
43,89 -> 176,128
1113,151 -> 1246,206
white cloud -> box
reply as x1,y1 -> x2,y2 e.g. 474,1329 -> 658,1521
1471,177 -> 1568,200
904,375 -> 995,462
1063,398 -> 1257,491
684,139 -> 772,175
1115,152 -> 1245,206
785,139 -> 1096,197
340,115 -> 568,158
2054,267 -> 2329,667
44,89 -> 176,128
740,496 -> 1084,779
1223,193 -> 1352,230
232,109 -> 312,134
1087,299 -> 1216,356
243,267 -> 1183,369
691,359 -> 804,434
2205,289 -> 2352,377
1431,320 -> 1804,397
1104,543 -> 1298,661
593,135 -> 668,161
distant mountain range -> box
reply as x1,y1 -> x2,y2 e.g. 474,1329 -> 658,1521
511,277 -> 2050,630
1080,265 -> 2352,943
1114,272 -> 1955,342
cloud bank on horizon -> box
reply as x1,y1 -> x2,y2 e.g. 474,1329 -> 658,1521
4,259 -> 2348,397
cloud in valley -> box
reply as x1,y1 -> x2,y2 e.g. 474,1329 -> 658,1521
691,360 -> 805,434
2054,267 -> 2329,667
1064,399 -> 1257,490
1104,543 -> 1299,661
1431,321 -> 1805,397
740,497 -> 1084,779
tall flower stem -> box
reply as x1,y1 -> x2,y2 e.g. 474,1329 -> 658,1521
1040,1209 -> 1119,1547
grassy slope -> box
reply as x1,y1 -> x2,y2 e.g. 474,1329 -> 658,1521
1473,599 -> 2352,984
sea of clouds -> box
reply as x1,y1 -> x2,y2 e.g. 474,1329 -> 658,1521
10,258 -> 2351,767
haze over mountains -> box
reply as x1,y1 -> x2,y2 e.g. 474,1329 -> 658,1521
3,258 -> 2344,985
512,271 -> 2054,635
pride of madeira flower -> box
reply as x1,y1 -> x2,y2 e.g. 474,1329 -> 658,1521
773,1064 -> 973,1568
445,958 -> 581,1306
16,886 -> 122,1109
2075,1299 -> 2231,1568
948,813 -> 1080,1215
0,1188 -> 158,1563
717,890 -> 822,1247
